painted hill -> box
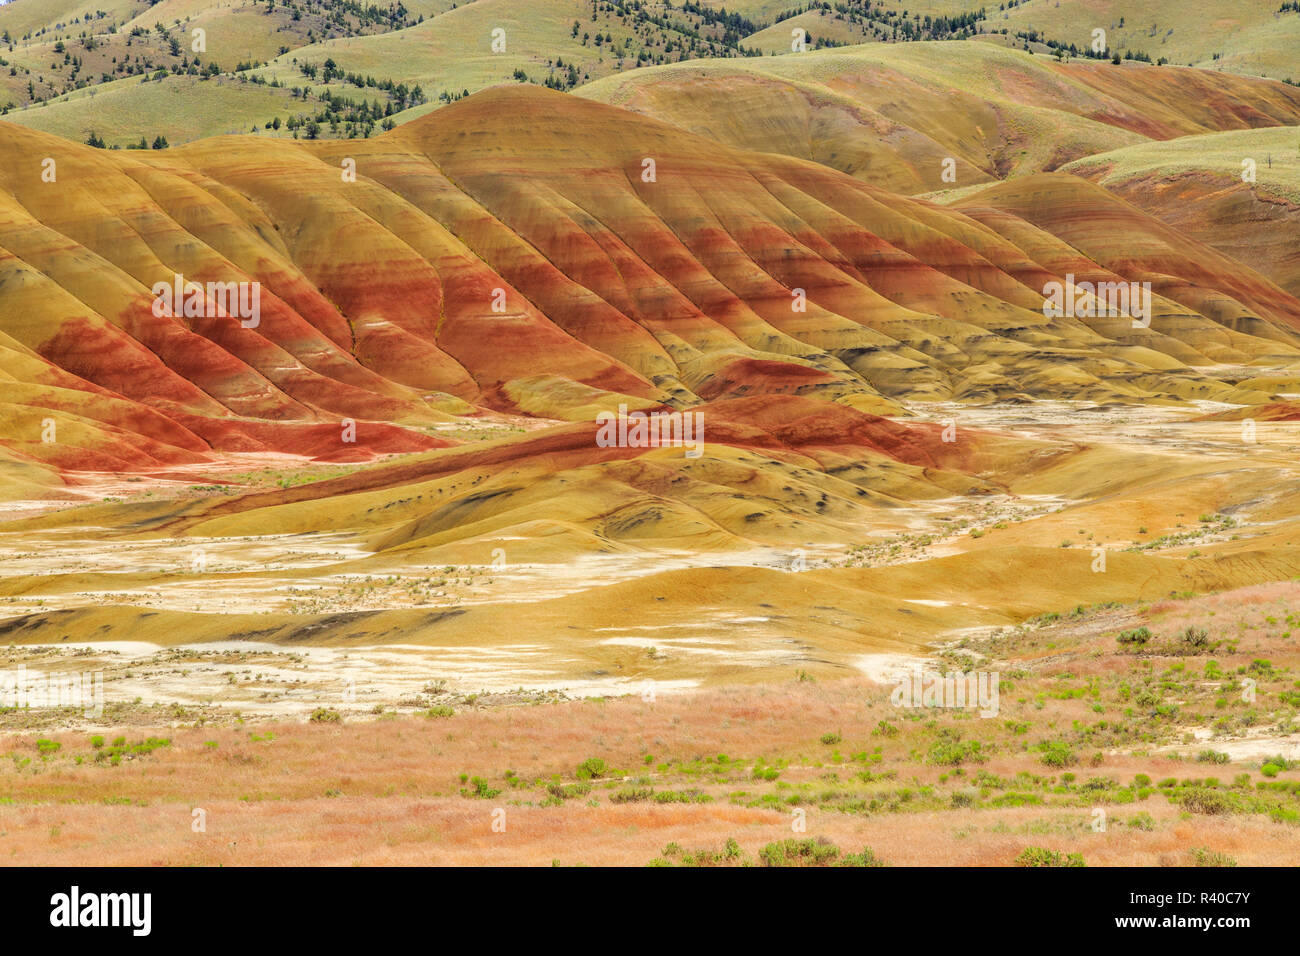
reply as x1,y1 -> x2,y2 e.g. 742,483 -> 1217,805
578,43 -> 1300,194
2,81 -> 1300,476
1060,126 -> 1300,298
2,13 -> 1300,697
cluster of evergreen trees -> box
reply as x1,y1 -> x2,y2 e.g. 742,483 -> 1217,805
296,58 -> 424,109
86,131 -> 169,149
258,0 -> 422,37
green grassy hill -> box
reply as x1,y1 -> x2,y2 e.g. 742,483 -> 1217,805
2,0 -> 1298,149
578,42 -> 1300,194
1064,125 -> 1300,203
992,0 -> 1300,82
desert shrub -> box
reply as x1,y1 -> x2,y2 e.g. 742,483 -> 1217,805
1134,686 -> 1161,707
1180,626 -> 1209,649
1036,739 -> 1076,768
757,838 -> 883,867
759,838 -> 840,867
928,728 -> 986,766
608,788 -> 653,803
460,776 -> 500,799
1180,788 -> 1234,815
1117,627 -> 1151,646
93,736 -> 170,764
652,789 -> 712,804
546,782 -> 591,801
837,847 -> 886,867
309,708 -> 341,723
1196,750 -> 1229,765
928,737 -> 984,766
1015,846 -> 1085,867
1189,847 -> 1237,867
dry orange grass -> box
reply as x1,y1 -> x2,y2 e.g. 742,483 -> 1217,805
2,581 -> 1297,866
4,796 -> 1294,867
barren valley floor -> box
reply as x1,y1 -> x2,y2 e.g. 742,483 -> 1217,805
1,404 -> 1298,865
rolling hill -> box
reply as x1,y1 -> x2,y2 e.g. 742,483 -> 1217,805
578,42 -> 1300,194
4,0 -> 1299,149
3,78 -> 1299,481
